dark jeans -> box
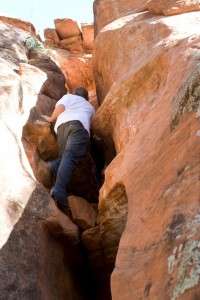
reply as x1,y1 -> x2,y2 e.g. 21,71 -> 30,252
50,120 -> 89,206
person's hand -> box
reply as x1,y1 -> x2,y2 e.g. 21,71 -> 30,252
41,115 -> 51,122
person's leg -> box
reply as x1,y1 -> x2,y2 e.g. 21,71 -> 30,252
51,121 -> 89,207
47,158 -> 61,181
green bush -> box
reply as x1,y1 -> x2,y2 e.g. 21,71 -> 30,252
25,35 -> 46,53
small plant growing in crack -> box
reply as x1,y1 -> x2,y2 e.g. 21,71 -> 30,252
24,35 -> 46,54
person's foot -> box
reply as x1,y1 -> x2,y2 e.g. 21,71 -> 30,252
50,190 -> 72,218
57,202 -> 72,218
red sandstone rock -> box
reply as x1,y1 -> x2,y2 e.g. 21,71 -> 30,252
44,28 -> 60,46
45,38 -> 58,47
22,122 -> 59,161
92,5 -> 200,300
54,18 -> 81,39
62,43 -> 83,53
89,89 -> 99,111
68,195 -> 97,230
60,36 -> 83,52
47,48 -> 96,92
45,199 -> 80,244
59,35 -> 82,47
0,15 -> 36,35
81,23 -> 94,53
146,0 -> 200,15
93,0 -> 147,34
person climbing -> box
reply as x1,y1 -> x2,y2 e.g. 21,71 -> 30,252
41,86 -> 95,215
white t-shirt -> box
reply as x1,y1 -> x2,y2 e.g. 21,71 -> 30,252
54,94 -> 95,134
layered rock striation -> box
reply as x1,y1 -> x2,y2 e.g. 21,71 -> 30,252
92,0 -> 200,299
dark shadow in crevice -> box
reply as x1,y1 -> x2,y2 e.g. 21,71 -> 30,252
81,182 -> 128,300
41,224 -> 95,300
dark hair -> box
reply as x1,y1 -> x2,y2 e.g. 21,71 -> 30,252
72,86 -> 89,101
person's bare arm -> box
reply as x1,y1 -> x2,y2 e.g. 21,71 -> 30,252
41,104 -> 65,123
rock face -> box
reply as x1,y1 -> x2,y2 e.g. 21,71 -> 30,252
48,48 -> 96,93
0,20 -> 97,300
0,16 -> 36,35
146,0 -> 200,16
81,23 -> 94,53
93,0 -> 200,34
43,18 -> 96,114
92,1 -> 200,299
55,18 -> 81,40
93,0 -> 147,35
43,21 -> 96,104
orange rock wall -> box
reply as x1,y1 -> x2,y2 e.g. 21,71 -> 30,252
92,1 -> 200,299
93,0 -> 147,34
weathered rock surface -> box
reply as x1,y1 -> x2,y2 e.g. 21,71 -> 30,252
43,19 -> 96,102
0,16 -> 36,35
92,2 -> 200,299
81,23 -> 94,53
54,18 -> 81,39
44,28 -> 60,47
93,0 -> 147,34
146,0 -> 200,16
51,18 -> 84,53
93,0 -> 200,35
0,20 -> 96,300
69,195 -> 97,230
47,48 -> 96,92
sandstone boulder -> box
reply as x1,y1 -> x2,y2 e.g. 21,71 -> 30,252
62,43 -> 83,53
59,35 -> 82,47
54,18 -> 81,39
68,195 -> 97,230
81,23 -> 94,53
60,36 -> 83,52
44,28 -> 60,46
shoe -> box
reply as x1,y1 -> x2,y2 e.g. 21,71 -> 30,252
50,190 -> 72,218
57,202 -> 72,218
